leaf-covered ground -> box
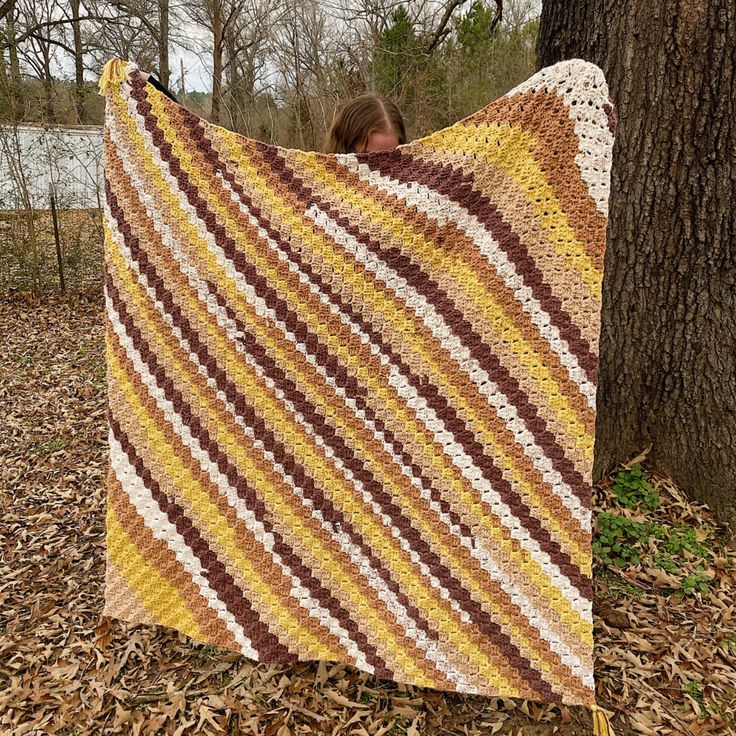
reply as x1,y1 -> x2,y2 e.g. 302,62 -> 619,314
1,290 -> 735,736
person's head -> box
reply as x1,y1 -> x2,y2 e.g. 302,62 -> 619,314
324,94 -> 406,154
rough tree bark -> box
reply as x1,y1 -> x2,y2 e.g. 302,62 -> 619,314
537,1 -> 736,522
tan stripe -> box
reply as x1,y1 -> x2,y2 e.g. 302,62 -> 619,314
108,115 -> 591,680
107,468 -> 242,650
103,558 -> 159,626
459,88 -> 606,272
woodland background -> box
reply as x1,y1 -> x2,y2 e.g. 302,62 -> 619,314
2,1 -> 736,733
0,0 -> 535,147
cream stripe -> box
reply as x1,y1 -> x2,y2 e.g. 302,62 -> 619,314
109,100 -> 590,617
107,430 -> 260,659
104,199 -> 481,691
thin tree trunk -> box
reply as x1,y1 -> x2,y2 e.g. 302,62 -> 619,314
70,0 -> 85,123
42,48 -> 54,121
537,0 -> 736,523
211,6 -> 223,124
6,2 -> 23,118
158,0 -> 169,87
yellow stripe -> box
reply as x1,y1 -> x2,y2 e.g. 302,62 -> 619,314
105,226 -> 479,690
106,502 -> 206,639
138,93 -> 590,615
416,122 -> 601,294
254,322 -> 594,647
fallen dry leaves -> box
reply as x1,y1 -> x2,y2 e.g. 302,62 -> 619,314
1,290 -> 735,735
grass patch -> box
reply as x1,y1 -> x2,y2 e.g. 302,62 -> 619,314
32,437 -> 70,455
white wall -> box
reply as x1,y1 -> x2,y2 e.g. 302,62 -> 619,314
0,124 -> 104,210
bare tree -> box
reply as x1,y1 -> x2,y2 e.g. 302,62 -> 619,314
222,0 -> 279,135
184,0 -> 255,123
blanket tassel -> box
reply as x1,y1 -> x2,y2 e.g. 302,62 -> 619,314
98,58 -> 129,96
591,704 -> 615,736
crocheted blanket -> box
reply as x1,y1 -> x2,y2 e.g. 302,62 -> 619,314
99,57 -> 615,706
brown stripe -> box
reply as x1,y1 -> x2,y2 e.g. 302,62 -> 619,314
205,283 -> 590,669
359,147 -> 599,384
139,95 -> 592,597
105,248 -> 519,697
107,469 -> 241,650
268,146 -> 593,498
106,317 -> 375,665
101,136 -> 470,674
105,173 -> 561,702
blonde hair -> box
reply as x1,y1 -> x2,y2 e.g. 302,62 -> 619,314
324,94 -> 406,154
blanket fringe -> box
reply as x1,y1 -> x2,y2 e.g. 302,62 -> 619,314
98,58 -> 129,96
591,704 -> 615,736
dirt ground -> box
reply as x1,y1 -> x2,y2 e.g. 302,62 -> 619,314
1,289 -> 735,736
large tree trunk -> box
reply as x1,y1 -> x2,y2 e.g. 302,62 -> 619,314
536,1 -> 736,523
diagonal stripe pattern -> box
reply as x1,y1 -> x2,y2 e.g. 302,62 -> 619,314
100,57 -> 615,705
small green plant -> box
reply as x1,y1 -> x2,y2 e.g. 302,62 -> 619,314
684,681 -> 704,710
663,524 -> 711,559
679,568 -> 713,597
723,634 -> 736,654
612,463 -> 660,511
388,715 -> 412,736
593,513 -> 650,567
654,553 -> 678,573
32,437 -> 70,455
